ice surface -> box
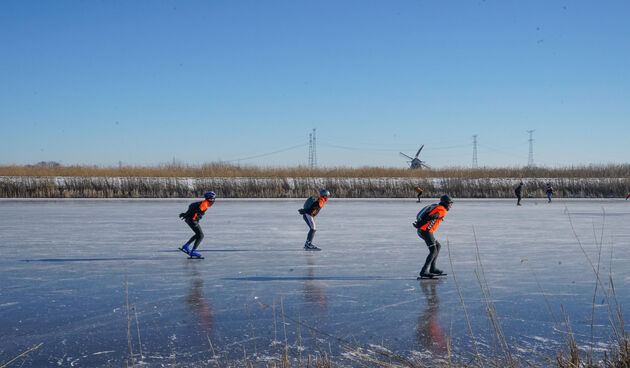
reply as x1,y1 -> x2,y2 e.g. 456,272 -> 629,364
1,198 -> 629,366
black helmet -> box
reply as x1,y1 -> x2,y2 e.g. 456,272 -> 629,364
439,195 -> 453,206
320,189 -> 330,198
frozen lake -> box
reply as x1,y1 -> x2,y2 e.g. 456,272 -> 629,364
1,198 -> 629,367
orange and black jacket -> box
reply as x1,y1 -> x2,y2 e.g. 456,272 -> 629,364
300,195 -> 328,217
419,204 -> 448,233
181,199 -> 213,222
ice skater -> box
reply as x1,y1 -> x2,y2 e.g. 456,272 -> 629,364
546,184 -> 554,203
414,195 -> 453,279
626,192 -> 630,200
515,182 -> 523,206
179,191 -> 216,258
415,186 -> 424,202
298,189 -> 330,250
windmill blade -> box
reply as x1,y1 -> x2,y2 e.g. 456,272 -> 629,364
414,144 -> 424,158
420,162 -> 431,169
399,152 -> 414,160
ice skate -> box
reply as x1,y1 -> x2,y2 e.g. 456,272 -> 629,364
179,243 -> 191,255
304,241 -> 321,251
189,249 -> 204,259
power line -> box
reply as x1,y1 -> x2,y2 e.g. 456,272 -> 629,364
221,137 -> 535,166
477,144 -> 528,160
319,142 -> 469,152
225,143 -> 307,163
318,142 -> 397,151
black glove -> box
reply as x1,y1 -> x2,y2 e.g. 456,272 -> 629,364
412,221 -> 420,229
179,213 -> 186,219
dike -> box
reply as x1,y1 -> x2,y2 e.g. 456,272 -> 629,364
1,176 -> 628,198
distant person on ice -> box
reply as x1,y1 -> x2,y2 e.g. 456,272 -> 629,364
414,195 -> 453,278
626,192 -> 630,200
179,191 -> 216,259
546,184 -> 554,203
298,189 -> 330,250
415,187 -> 424,202
515,182 -> 523,206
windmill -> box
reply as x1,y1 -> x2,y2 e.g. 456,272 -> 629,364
400,144 -> 430,169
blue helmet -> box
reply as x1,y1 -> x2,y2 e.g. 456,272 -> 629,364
320,189 -> 330,198
204,191 -> 216,200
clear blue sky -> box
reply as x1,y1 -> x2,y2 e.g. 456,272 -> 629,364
1,1 -> 629,169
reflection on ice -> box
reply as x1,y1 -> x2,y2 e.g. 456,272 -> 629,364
416,279 -> 447,356
185,263 -> 213,334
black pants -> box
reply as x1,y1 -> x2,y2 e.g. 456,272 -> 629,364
302,214 -> 316,243
185,219 -> 204,250
418,230 -> 441,274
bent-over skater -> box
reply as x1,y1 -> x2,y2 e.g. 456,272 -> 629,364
414,195 -> 453,278
179,191 -> 216,258
298,189 -> 330,250
415,187 -> 424,202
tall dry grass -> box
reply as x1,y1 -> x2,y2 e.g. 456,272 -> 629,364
2,163 -> 630,179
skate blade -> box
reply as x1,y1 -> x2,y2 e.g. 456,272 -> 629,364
417,275 -> 447,280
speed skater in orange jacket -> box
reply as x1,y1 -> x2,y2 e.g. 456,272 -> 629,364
416,195 -> 453,277
179,191 -> 216,258
298,189 -> 330,250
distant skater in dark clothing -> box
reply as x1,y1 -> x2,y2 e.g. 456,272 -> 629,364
414,195 -> 453,278
546,184 -> 554,203
515,182 -> 523,206
298,189 -> 330,250
179,191 -> 216,258
626,193 -> 630,200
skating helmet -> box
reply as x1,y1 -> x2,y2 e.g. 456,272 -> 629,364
320,189 -> 330,198
439,195 -> 453,206
204,191 -> 216,201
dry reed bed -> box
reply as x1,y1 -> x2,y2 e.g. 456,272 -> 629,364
1,176 -> 629,199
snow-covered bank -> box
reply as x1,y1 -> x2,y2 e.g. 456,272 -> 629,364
1,176 -> 629,198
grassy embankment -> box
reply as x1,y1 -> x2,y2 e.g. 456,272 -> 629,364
1,163 -> 629,198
